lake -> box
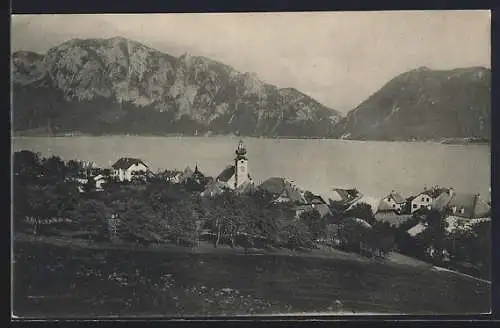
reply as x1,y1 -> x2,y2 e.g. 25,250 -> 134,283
12,136 -> 491,200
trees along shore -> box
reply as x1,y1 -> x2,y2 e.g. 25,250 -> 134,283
12,150 -> 491,278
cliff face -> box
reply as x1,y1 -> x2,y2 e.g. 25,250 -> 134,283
334,67 -> 491,141
12,37 -> 342,137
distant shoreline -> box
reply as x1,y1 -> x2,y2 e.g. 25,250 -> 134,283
11,133 -> 491,145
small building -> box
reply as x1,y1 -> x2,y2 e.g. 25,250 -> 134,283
408,191 -> 434,213
111,157 -> 148,182
407,187 -> 447,214
93,174 -> 106,191
380,191 -> 407,213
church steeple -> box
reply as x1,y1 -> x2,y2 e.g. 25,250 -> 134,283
234,140 -> 249,189
235,139 -> 247,160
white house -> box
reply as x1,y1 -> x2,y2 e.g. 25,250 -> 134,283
111,157 -> 149,182
380,191 -> 407,213
408,190 -> 434,213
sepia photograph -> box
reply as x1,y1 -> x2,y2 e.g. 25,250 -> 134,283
11,11 -> 491,318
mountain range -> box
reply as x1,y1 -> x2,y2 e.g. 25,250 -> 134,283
12,37 -> 491,141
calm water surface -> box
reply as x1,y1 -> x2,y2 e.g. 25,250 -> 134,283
12,136 -> 490,199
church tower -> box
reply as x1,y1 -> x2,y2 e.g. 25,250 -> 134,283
234,140 -> 249,189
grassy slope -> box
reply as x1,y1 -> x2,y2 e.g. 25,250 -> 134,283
12,239 -> 490,318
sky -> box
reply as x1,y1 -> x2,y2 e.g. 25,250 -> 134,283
11,11 -> 491,113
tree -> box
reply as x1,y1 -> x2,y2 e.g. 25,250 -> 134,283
367,221 -> 395,258
70,198 -> 113,241
41,155 -> 67,183
299,209 -> 325,241
66,159 -> 84,178
344,202 -> 374,225
420,209 -> 449,263
280,221 -> 312,250
338,218 -> 371,252
13,150 -> 43,184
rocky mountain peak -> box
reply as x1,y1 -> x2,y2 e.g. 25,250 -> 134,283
12,36 -> 342,137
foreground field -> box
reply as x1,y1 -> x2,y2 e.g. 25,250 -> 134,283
12,240 -> 490,318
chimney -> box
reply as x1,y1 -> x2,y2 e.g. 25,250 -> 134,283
448,188 -> 455,197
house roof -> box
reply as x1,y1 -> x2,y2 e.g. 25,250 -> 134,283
412,188 -> 445,200
342,217 -> 373,229
332,188 -> 360,201
259,177 -> 305,203
201,180 -> 226,197
314,203 -> 332,218
293,203 -> 331,218
385,191 -> 406,204
112,157 -> 147,170
407,222 -> 427,237
304,192 -> 328,204
191,165 -> 206,179
259,177 -> 285,194
217,165 -> 235,182
432,191 -> 490,219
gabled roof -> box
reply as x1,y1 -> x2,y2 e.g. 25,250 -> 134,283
385,191 -> 406,204
112,157 -> 147,170
191,165 -> 206,180
259,177 -> 285,194
412,188 -> 444,199
259,177 -> 305,203
201,180 -> 226,197
407,222 -> 427,237
304,192 -> 328,205
217,165 -> 235,182
432,191 -> 490,219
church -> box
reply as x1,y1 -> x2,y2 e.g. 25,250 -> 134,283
216,140 -> 254,191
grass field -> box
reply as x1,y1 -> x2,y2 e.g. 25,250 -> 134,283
12,239 -> 490,318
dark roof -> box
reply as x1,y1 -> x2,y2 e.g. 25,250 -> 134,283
217,165 -> 235,182
201,180 -> 226,197
259,177 -> 286,194
259,177 -> 305,203
332,189 -> 351,202
112,157 -> 147,170
331,188 -> 361,202
192,165 -> 205,179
